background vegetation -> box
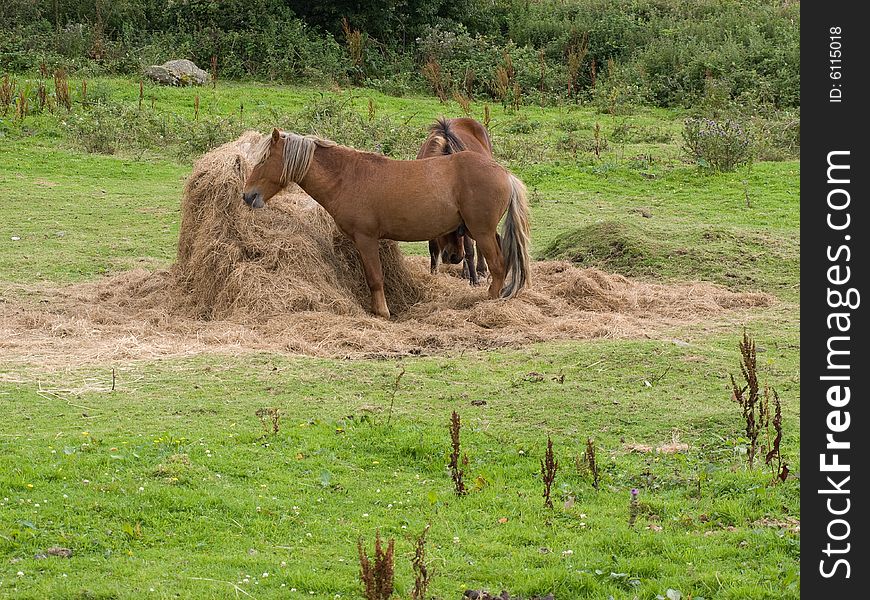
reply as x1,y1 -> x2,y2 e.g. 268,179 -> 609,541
1,0 -> 799,108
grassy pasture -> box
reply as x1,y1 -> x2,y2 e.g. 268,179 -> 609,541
0,78 -> 799,599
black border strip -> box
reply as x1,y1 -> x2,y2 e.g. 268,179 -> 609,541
802,3 -> 868,594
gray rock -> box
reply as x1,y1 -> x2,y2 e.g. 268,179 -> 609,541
145,59 -> 210,86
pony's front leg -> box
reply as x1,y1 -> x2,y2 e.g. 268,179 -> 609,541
428,240 -> 439,275
353,235 -> 391,319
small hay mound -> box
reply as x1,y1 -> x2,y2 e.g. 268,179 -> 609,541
0,133 -> 773,365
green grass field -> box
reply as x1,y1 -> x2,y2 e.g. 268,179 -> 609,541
0,77 -> 799,599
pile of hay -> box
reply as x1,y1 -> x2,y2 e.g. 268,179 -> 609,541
170,131 -> 421,320
0,133 -> 772,365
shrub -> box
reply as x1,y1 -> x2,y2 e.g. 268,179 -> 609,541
67,103 -> 125,154
416,25 -> 544,103
681,117 -> 751,172
745,108 -> 800,161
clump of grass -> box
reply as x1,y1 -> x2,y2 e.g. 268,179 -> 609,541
511,81 -> 522,112
358,530 -> 394,600
538,221 -> 653,273
151,453 -> 191,484
493,67 -> 509,107
255,407 -> 280,435
411,524 -> 432,600
37,81 -> 48,113
422,57 -> 447,102
385,363 -> 405,426
210,55 -> 218,89
730,329 -> 766,469
729,330 -> 789,483
592,122 -> 603,159
764,388 -> 789,484
541,435 -> 558,508
566,33 -> 589,97
462,67 -> 476,97
578,437 -> 600,490
55,69 -> 71,111
453,90 -> 471,116
15,87 -> 29,121
342,18 -> 366,84
493,52 -> 516,109
449,410 -> 467,496
1,74 -> 14,115
628,488 -> 640,527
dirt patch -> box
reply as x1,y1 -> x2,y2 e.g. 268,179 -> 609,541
0,133 -> 772,367
752,516 -> 800,534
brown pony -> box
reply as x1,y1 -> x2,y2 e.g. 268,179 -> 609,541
417,117 -> 494,286
242,129 -> 530,319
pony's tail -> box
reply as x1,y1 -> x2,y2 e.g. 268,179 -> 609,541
500,174 -> 531,298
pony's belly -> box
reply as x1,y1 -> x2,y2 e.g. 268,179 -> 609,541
382,223 -> 461,242
378,202 -> 462,242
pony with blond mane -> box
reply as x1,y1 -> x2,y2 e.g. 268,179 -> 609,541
243,128 -> 530,319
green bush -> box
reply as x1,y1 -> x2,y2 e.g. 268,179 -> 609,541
681,118 -> 751,172
690,78 -> 799,161
746,109 -> 800,161
66,104 -> 127,154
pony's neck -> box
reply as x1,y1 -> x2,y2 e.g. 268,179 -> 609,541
296,145 -> 346,214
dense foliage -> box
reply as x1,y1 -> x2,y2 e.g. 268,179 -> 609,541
1,0 -> 799,108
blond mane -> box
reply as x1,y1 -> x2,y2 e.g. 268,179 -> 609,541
252,131 -> 337,185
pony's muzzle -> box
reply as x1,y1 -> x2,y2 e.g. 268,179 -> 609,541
442,250 -> 464,264
243,191 -> 265,209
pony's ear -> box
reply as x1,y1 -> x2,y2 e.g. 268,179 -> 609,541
271,128 -> 281,144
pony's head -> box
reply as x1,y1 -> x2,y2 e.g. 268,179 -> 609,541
243,128 -> 328,208
437,230 -> 465,265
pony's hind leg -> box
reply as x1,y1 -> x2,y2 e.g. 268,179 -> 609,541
470,232 -> 505,299
463,236 -> 479,286
475,234 -> 497,278
428,239 -> 439,275
353,235 -> 391,319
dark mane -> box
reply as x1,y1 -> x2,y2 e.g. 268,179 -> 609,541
430,117 -> 467,155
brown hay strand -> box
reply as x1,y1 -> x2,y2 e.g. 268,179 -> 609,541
0,134 -> 773,366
